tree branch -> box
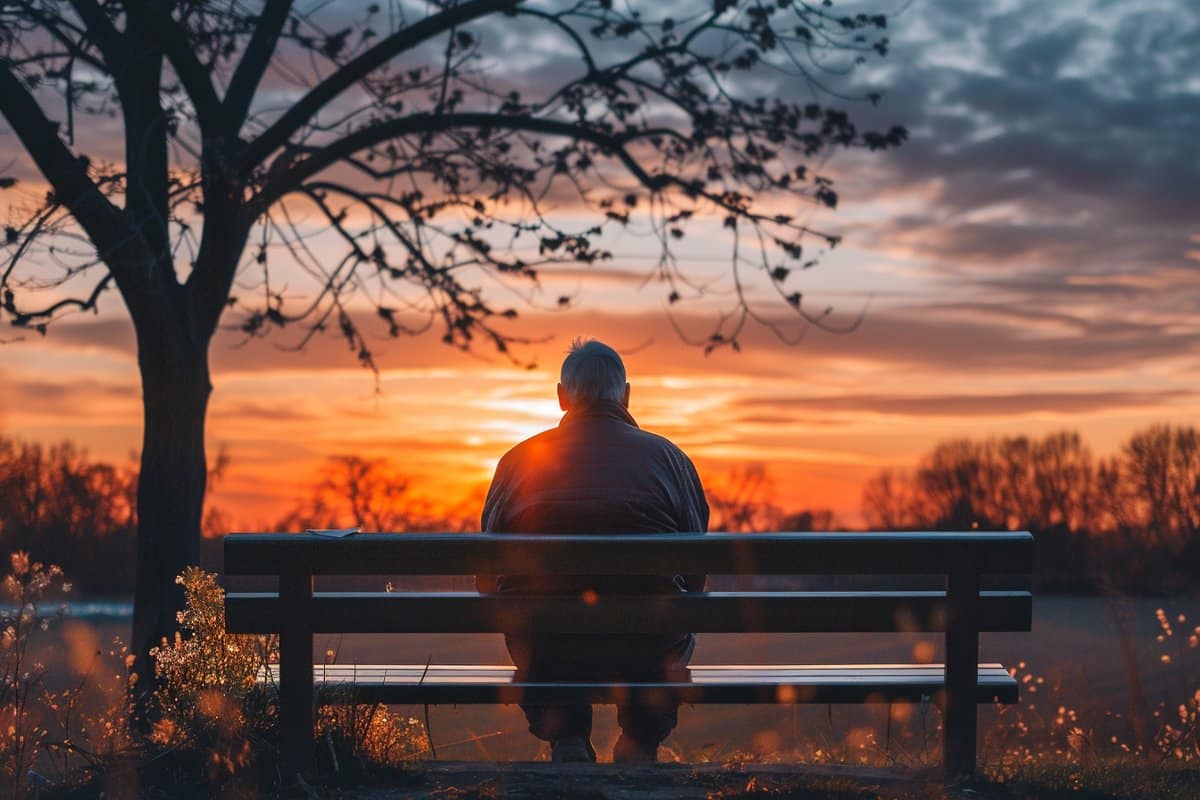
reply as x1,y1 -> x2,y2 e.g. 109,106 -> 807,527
18,3 -> 111,75
184,200 -> 253,338
241,0 -> 518,169
6,273 -> 114,323
223,0 -> 294,130
66,0 -> 127,77
122,0 -> 225,134
255,111 -> 666,209
0,59 -> 127,263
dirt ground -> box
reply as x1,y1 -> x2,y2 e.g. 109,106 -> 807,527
324,761 -> 950,800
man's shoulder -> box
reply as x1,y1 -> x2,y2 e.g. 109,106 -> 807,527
627,425 -> 697,469
498,426 -> 563,467
499,418 -> 694,472
630,424 -> 682,451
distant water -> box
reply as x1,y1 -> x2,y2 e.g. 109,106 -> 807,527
1,599 -> 133,620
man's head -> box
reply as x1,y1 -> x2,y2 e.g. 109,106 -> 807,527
558,338 -> 630,412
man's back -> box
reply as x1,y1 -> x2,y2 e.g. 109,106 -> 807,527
482,400 -> 708,583
477,339 -> 707,761
480,399 -> 708,662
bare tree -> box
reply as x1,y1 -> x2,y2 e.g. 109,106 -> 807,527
275,454 -> 475,532
1118,424 -> 1200,551
707,463 -> 779,532
0,0 -> 905,689
858,426 -> 1200,592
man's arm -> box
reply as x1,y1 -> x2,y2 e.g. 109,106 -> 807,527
676,451 -> 709,592
475,454 -> 510,594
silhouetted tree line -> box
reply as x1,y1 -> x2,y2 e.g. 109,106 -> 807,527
707,464 -> 838,533
0,437 -> 137,595
4,425 -> 1197,596
273,455 -> 476,534
861,425 -> 1200,593
0,438 -> 476,594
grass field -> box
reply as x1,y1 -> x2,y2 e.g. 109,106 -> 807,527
39,595 -> 1197,765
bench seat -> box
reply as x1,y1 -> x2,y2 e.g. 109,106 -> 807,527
258,663 -> 1018,705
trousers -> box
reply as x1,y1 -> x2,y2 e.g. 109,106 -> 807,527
506,633 -> 695,746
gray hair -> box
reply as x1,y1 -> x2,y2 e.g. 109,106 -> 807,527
560,338 -> 627,406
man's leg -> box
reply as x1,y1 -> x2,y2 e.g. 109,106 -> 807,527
518,705 -> 592,753
614,699 -> 679,760
507,635 -> 596,761
613,635 -> 695,763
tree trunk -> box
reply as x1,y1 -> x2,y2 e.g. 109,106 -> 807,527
129,324 -> 212,708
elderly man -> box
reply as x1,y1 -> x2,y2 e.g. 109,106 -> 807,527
478,339 -> 709,763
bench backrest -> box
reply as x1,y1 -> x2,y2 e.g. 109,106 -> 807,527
223,532 -> 1033,636
226,531 -> 1033,776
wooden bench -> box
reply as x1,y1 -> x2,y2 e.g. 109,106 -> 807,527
223,531 -> 1033,777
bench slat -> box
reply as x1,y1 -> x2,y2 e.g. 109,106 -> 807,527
225,590 -> 1032,634
224,532 -> 1033,576
252,663 -> 1018,705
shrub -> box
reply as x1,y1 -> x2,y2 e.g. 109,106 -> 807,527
2,552 -> 138,797
317,696 -> 430,770
150,567 -> 428,784
148,567 -> 279,783
1,552 -> 61,797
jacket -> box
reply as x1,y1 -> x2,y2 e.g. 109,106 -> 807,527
477,399 -> 709,669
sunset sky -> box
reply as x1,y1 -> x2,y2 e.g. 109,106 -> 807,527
2,0 -> 1198,526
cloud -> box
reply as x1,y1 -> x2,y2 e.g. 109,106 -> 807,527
736,389 -> 1195,418
209,401 -> 322,424
0,376 -> 137,419
29,296 -> 1200,383
840,0 -> 1200,286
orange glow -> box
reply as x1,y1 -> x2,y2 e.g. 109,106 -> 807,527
2,300 -> 1198,529
912,641 -> 935,664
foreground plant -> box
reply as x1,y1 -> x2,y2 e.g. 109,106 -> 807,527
1,552 -> 61,797
149,566 -> 279,782
983,603 -> 1200,780
151,567 -> 427,783
2,552 -> 138,797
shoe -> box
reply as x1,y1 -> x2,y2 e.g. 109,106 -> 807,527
551,735 -> 596,763
612,734 -> 658,763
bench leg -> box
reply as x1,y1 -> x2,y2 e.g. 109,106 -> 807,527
279,564 -> 314,782
944,567 -> 980,777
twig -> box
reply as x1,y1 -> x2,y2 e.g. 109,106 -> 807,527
418,655 -> 436,760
